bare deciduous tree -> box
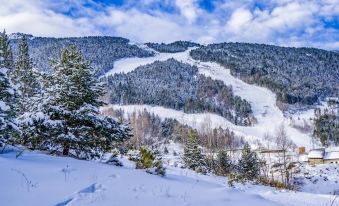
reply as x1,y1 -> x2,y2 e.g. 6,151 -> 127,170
274,124 -> 297,186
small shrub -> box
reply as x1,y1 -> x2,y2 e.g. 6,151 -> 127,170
227,172 -> 245,187
137,148 -> 155,169
256,176 -> 295,190
152,161 -> 166,177
136,147 -> 166,176
106,148 -> 123,167
127,150 -> 140,162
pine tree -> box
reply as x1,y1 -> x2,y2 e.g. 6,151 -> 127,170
22,45 -> 131,158
238,143 -> 260,180
183,129 -> 207,174
216,149 -> 233,175
12,36 -> 40,114
0,31 -> 19,146
1,30 -> 14,70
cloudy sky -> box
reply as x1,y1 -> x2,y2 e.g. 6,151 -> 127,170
0,0 -> 338,49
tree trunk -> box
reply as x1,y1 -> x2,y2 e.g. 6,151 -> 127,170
63,142 -> 70,156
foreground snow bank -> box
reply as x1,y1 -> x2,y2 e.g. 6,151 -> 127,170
0,148 -> 275,206
1,148 -> 336,206
295,164 -> 339,195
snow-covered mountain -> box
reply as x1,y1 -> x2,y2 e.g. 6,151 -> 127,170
101,47 -> 322,148
2,33 -> 339,206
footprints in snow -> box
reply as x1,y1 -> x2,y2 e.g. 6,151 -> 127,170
55,183 -> 105,206
55,173 -> 119,205
79,183 -> 104,193
109,174 -> 120,179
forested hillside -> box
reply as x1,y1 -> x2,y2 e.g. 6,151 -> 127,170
102,108 -> 243,150
8,34 -> 338,108
314,114 -> 339,146
190,43 -> 339,106
10,34 -> 154,76
314,100 -> 339,146
104,59 -> 253,126
146,41 -> 200,53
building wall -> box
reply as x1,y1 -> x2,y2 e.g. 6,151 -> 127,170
324,159 -> 339,164
308,158 -> 324,165
299,147 -> 305,155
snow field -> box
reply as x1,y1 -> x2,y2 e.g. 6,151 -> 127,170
1,147 -> 337,206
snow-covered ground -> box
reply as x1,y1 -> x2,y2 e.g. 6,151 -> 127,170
295,163 -> 339,195
1,147 -> 337,206
103,48 -> 320,148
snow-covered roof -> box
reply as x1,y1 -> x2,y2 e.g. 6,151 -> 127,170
299,154 -> 308,162
325,147 -> 339,152
308,150 -> 324,159
324,151 -> 339,160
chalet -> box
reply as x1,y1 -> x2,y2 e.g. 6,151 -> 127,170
304,147 -> 339,165
324,150 -> 339,164
307,148 -> 325,165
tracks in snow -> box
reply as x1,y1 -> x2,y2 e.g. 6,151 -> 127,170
56,183 -> 105,206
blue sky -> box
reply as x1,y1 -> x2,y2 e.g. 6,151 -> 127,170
0,0 -> 338,50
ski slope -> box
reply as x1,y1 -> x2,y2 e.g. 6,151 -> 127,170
1,147 -> 336,206
104,48 -> 318,148
104,51 -> 190,77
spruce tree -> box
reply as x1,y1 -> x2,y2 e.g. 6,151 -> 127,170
183,129 -> 207,174
12,36 -> 40,114
1,30 -> 14,70
238,143 -> 260,180
0,31 -> 19,146
22,45 -> 130,158
216,149 -> 233,175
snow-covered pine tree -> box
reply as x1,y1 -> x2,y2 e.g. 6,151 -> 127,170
1,30 -> 14,70
216,149 -> 233,175
238,143 -> 260,180
0,31 -> 19,146
183,129 -> 208,174
12,36 -> 40,114
50,45 -> 130,157
22,45 -> 131,158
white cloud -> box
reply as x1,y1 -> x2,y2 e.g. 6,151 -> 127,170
96,8 -> 195,43
226,8 -> 253,32
0,0 -> 338,50
174,0 -> 200,24
0,0 -> 98,37
218,0 -> 339,48
266,2 -> 316,30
